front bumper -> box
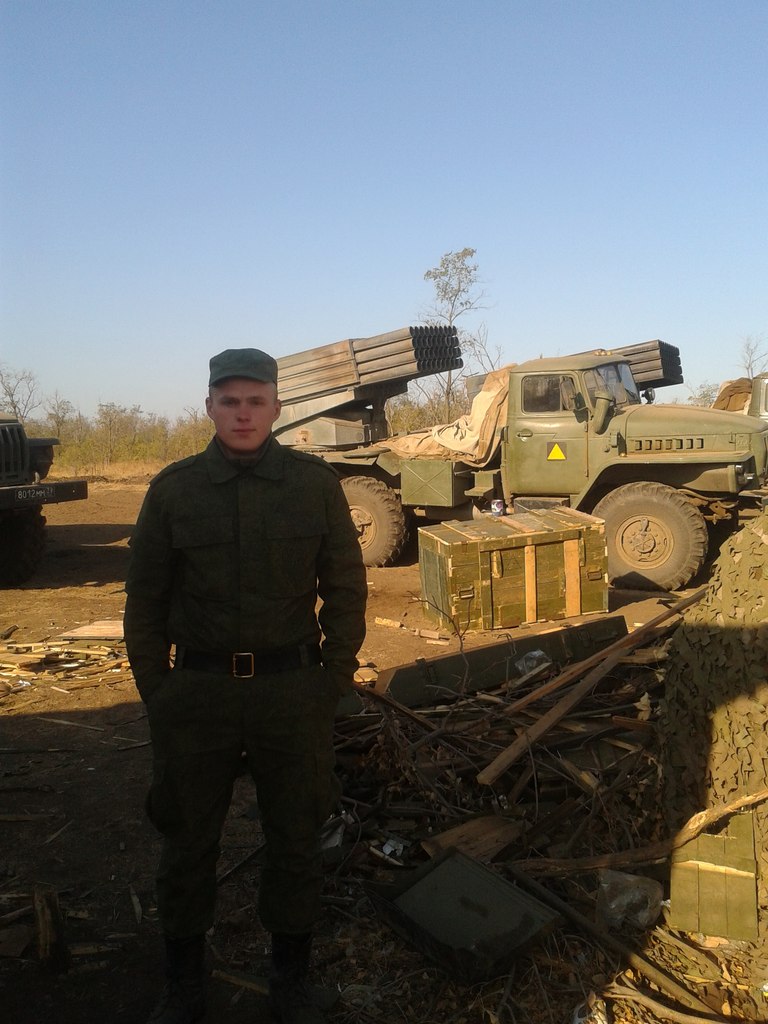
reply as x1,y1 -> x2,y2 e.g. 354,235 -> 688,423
0,479 -> 89,510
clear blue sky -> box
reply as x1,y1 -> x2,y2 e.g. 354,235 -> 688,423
2,0 -> 766,419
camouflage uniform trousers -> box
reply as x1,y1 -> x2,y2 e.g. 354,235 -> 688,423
144,663 -> 340,939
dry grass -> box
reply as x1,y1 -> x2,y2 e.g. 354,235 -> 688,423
49,459 -> 167,483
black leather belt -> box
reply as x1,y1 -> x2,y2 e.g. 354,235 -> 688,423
178,644 -> 322,678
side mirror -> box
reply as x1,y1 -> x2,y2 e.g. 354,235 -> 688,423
642,388 -> 656,404
592,390 -> 614,435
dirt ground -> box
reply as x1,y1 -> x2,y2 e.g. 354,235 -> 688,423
0,483 -> 670,1024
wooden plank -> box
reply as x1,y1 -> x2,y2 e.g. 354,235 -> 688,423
725,867 -> 759,940
563,538 -> 582,617
699,859 -> 729,937
373,616 -> 629,707
497,513 -> 540,535
420,815 -> 523,862
669,860 -> 701,932
696,833 -> 725,865
503,588 -> 707,717
524,544 -> 537,622
56,621 -> 124,640
476,651 -> 623,785
33,885 -> 70,972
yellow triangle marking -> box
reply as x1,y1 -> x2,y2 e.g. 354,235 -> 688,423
547,443 -> 566,461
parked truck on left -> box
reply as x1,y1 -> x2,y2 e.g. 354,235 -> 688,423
0,415 -> 88,584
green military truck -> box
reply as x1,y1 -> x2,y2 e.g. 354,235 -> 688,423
274,330 -> 768,591
0,414 -> 88,584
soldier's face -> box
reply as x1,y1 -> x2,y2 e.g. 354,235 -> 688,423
206,379 -> 281,454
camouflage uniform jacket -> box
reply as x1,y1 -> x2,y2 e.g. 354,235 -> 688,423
124,436 -> 367,701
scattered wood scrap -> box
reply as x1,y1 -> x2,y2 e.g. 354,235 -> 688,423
373,616 -> 451,645
33,885 -> 70,973
0,637 -> 134,696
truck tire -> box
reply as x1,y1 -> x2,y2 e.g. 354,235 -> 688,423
593,482 -> 708,591
0,507 -> 46,585
341,476 -> 408,567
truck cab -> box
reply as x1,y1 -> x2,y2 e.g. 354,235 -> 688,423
500,354 -> 768,588
504,354 -> 768,506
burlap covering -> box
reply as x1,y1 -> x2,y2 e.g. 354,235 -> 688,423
386,366 -> 512,467
712,377 -> 753,413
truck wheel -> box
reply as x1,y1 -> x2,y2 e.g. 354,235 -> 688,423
0,508 -> 46,585
593,482 -> 708,591
341,476 -> 408,567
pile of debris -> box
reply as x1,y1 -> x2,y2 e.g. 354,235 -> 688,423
320,588 -> 766,1023
3,528 -> 768,1023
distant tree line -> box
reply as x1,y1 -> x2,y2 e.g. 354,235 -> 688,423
0,361 -> 210,474
4,395 -> 214,476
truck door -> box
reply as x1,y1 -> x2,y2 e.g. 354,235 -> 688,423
504,373 -> 589,499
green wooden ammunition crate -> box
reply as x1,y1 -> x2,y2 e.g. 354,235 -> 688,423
418,507 -> 608,632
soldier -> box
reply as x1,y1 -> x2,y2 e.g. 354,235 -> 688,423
124,348 -> 368,1024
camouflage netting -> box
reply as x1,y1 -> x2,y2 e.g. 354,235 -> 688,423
659,511 -> 768,1005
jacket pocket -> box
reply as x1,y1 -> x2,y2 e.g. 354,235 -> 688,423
171,515 -> 235,599
264,515 -> 326,595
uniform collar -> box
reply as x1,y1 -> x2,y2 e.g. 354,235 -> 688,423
203,435 -> 286,483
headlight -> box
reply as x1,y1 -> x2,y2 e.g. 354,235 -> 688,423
735,461 -> 758,487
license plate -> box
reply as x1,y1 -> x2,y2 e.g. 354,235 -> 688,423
15,485 -> 56,502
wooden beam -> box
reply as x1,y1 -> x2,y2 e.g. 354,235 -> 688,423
504,587 -> 706,717
477,652 -> 623,785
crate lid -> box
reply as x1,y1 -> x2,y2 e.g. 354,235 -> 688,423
419,511 -> 585,548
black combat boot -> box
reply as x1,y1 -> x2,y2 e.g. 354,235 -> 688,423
269,932 -> 324,1024
146,934 -> 207,1024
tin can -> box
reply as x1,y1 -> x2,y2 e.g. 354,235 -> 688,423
490,499 -> 505,517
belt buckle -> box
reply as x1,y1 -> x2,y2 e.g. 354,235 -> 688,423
232,652 -> 255,678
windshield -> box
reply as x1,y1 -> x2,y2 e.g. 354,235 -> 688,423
583,362 -> 641,406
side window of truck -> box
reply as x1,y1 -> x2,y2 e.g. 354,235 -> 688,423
522,375 -> 577,413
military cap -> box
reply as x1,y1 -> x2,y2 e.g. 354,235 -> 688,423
209,348 -> 278,387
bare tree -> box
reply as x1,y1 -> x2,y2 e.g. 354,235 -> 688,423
421,247 -> 496,421
71,410 -> 93,446
166,408 -> 213,460
740,334 -> 768,378
685,381 -> 719,407
93,403 -> 146,465
461,322 -> 502,375
44,392 -> 75,438
0,363 -> 41,420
